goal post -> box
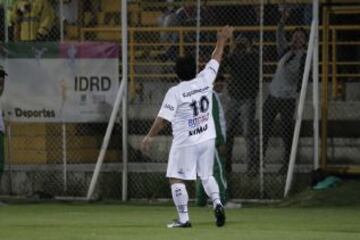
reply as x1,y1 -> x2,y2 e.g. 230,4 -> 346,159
284,0 -> 319,197
312,0 -> 320,171
86,75 -> 127,201
86,0 -> 128,201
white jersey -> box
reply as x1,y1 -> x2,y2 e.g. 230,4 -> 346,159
158,59 -> 220,147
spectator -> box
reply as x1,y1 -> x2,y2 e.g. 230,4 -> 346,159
0,0 -> 14,41
79,0 -> 99,40
157,0 -> 178,61
59,0 -> 79,40
158,1 -> 196,61
10,0 -> 56,41
62,0 -> 79,25
196,75 -> 228,207
223,32 -> 259,175
158,0 -> 176,42
262,8 -> 307,174
159,1 -> 211,61
0,0 -> 19,41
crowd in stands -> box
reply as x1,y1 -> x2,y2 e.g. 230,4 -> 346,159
0,0 -> 55,41
0,1 -> 314,41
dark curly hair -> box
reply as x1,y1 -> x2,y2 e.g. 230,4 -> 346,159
175,55 -> 197,81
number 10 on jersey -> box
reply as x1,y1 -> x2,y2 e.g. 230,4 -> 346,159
189,96 -> 210,117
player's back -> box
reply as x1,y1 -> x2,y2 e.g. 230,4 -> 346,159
158,60 -> 220,147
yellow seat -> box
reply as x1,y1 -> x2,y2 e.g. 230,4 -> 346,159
101,0 -> 121,13
140,11 -> 162,26
65,25 -> 79,40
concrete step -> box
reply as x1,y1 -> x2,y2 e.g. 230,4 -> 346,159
10,135 -> 101,151
9,149 -> 120,164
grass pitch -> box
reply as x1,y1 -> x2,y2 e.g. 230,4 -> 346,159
0,203 -> 359,240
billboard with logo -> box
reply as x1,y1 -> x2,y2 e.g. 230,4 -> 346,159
0,42 -> 119,122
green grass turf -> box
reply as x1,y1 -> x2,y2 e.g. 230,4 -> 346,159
0,203 -> 360,240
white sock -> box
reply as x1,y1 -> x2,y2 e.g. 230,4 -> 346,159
171,183 -> 189,223
201,176 -> 222,208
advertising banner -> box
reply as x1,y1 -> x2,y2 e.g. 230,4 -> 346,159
0,42 -> 119,122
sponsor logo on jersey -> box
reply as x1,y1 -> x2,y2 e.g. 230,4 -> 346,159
188,113 -> 209,128
188,124 -> 208,136
208,66 -> 217,75
164,103 -> 175,111
182,86 -> 209,98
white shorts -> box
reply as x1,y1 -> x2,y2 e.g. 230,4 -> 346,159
166,139 -> 215,180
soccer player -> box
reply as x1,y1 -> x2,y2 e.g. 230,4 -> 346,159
141,25 -> 233,228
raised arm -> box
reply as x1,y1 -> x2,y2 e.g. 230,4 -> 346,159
211,25 -> 234,63
276,9 -> 289,57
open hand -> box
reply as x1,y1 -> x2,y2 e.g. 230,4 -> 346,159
140,135 -> 154,154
